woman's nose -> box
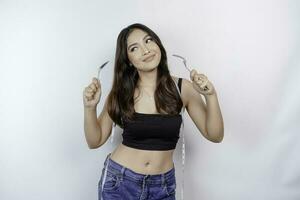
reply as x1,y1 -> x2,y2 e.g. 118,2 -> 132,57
141,45 -> 150,55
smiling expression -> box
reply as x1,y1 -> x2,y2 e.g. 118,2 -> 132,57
127,29 -> 161,71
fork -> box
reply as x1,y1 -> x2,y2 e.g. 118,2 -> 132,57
172,54 -> 208,91
172,54 -> 191,72
97,61 -> 109,80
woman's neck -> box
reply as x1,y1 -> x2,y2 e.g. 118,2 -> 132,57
137,69 -> 157,88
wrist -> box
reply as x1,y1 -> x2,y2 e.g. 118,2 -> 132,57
84,106 -> 97,112
204,90 -> 217,99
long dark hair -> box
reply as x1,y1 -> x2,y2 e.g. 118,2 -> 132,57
107,23 -> 183,128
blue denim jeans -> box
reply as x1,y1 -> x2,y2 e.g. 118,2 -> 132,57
98,153 -> 177,200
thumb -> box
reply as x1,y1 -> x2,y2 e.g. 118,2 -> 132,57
190,69 -> 197,80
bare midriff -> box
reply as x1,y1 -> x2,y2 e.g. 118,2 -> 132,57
109,143 -> 175,175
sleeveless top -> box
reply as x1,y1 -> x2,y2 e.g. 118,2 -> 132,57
109,77 -> 186,200
121,78 -> 183,151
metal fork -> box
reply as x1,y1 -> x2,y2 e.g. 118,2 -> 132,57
172,54 -> 191,72
172,54 -> 208,91
97,61 -> 109,80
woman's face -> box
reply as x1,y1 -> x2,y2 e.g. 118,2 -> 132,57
126,29 -> 161,71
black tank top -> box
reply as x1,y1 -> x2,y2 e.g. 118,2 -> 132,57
121,78 -> 183,150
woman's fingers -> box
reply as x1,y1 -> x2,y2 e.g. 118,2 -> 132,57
200,79 -> 208,89
190,69 -> 207,81
190,70 -> 209,91
88,84 -> 97,92
190,69 -> 212,92
84,78 -> 100,99
87,78 -> 101,92
83,77 -> 102,107
92,77 -> 100,88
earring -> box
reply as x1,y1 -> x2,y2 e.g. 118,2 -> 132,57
129,63 -> 133,66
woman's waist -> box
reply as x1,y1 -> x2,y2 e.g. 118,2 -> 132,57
109,144 -> 175,175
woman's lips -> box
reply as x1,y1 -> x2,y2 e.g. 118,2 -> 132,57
143,54 -> 155,62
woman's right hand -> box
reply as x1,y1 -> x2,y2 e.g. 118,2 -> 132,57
83,77 -> 101,109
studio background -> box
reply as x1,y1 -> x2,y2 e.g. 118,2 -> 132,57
0,0 -> 299,199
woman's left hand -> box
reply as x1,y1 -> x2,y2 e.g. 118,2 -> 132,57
190,69 -> 215,95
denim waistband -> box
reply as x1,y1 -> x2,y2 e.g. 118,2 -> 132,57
103,153 -> 175,185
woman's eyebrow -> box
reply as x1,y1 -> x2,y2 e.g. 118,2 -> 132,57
127,34 -> 150,50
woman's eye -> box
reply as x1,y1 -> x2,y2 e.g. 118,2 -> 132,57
146,38 -> 153,43
130,47 -> 137,52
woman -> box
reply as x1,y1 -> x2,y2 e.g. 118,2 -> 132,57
83,23 -> 224,200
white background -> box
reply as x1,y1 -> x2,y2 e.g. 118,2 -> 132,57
1,0 -> 299,199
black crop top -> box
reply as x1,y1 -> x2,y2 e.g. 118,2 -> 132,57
121,78 -> 183,150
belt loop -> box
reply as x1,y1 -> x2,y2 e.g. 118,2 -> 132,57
120,167 -> 125,181
161,173 -> 165,188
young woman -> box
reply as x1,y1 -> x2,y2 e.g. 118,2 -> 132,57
83,23 -> 224,200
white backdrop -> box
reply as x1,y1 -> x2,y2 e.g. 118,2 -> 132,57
1,0 -> 299,199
